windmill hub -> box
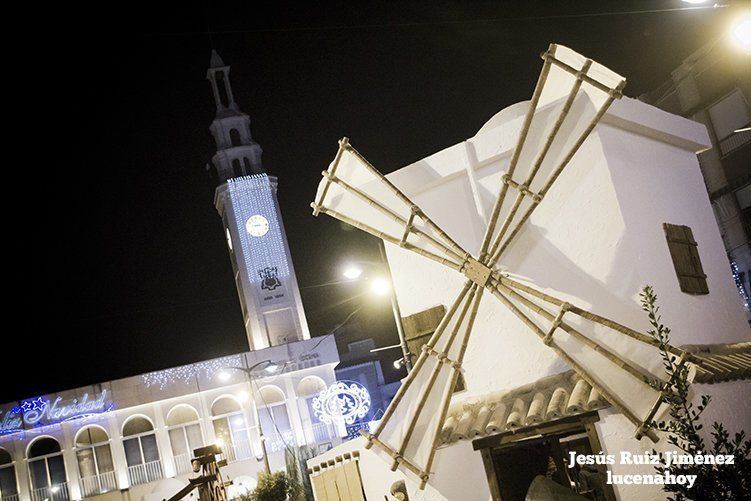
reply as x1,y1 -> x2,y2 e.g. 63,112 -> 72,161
462,258 -> 492,287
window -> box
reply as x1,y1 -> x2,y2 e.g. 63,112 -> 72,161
476,413 -> 616,501
230,129 -> 242,147
166,405 -> 203,474
75,427 -> 115,497
256,386 -> 293,453
663,223 -> 709,295
27,438 -> 68,501
0,447 -> 18,501
708,89 -> 750,156
122,416 -> 162,485
211,397 -> 253,461
215,71 -> 230,108
232,159 -> 243,178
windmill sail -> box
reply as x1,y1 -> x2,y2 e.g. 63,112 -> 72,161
311,138 -> 470,272
310,44 -> 701,489
484,44 -> 626,266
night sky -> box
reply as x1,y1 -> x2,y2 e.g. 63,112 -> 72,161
14,1 -> 738,403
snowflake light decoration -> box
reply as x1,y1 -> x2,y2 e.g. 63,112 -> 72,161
312,380 -> 371,425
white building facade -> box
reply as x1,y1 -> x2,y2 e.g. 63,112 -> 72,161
0,338 -> 341,501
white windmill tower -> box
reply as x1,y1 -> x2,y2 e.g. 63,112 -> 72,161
309,44 -> 720,489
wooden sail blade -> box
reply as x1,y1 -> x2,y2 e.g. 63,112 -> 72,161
487,274 -> 701,441
363,282 -> 484,488
312,138 -> 470,272
482,44 -> 626,267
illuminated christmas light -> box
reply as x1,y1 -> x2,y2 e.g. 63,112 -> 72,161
312,381 -> 371,425
731,260 -> 750,312
227,175 -> 291,283
142,355 -> 244,389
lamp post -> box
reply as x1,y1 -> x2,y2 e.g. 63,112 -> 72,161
341,247 -> 413,373
218,360 -> 279,474
377,241 -> 413,372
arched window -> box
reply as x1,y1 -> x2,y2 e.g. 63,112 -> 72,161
27,437 -> 68,501
75,426 -> 116,497
229,129 -> 242,147
296,377 -> 333,444
122,416 -> 163,485
166,405 -> 203,475
231,158 -> 243,178
243,157 -> 254,174
256,386 -> 292,453
0,447 -> 18,501
210,397 -> 252,462
215,71 -> 230,108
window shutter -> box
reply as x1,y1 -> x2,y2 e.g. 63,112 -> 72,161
663,223 -> 709,295
402,305 -> 466,392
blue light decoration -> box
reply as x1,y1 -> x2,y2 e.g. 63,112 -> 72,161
731,260 -> 750,312
312,380 -> 371,426
0,391 -> 115,436
227,174 -> 290,286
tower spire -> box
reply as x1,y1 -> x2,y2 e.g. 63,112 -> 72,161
206,50 -> 264,183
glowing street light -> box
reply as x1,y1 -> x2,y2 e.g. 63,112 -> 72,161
370,277 -> 391,296
730,14 -> 751,52
342,264 -> 364,280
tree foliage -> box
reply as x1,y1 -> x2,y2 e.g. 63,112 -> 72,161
640,286 -> 751,501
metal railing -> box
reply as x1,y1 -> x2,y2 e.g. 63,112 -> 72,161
79,470 -> 117,498
221,441 -> 254,463
173,452 -> 193,475
31,483 -> 69,501
127,460 -> 164,486
306,422 -> 336,443
265,430 -> 295,453
1,494 -> 19,501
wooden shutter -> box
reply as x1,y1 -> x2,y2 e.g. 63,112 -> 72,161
663,223 -> 709,295
402,305 -> 466,392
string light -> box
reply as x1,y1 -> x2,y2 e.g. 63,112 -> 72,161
731,261 -> 750,312
142,355 -> 244,389
227,175 -> 291,283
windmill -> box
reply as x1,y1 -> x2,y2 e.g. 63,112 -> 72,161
310,44 -> 706,489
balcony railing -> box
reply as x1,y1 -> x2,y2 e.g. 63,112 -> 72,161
31,483 -> 69,501
127,460 -> 164,486
173,452 -> 194,475
2,494 -> 19,501
80,471 -> 117,498
265,430 -> 295,453
221,441 -> 254,463
306,422 -> 336,444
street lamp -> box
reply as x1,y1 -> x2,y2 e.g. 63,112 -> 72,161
217,359 -> 280,474
730,13 -> 751,52
341,247 -> 413,373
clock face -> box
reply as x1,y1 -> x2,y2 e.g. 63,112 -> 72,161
246,215 -> 270,237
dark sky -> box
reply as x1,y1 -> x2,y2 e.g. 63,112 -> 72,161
14,1 -> 739,403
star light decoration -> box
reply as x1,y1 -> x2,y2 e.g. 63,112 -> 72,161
311,44 -> 709,488
142,355 -> 244,389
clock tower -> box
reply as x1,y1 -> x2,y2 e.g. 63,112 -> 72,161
207,50 -> 310,350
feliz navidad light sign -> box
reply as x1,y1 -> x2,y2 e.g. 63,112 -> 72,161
0,390 -> 114,435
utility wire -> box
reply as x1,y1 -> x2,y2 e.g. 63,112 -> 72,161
139,4 -> 729,37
